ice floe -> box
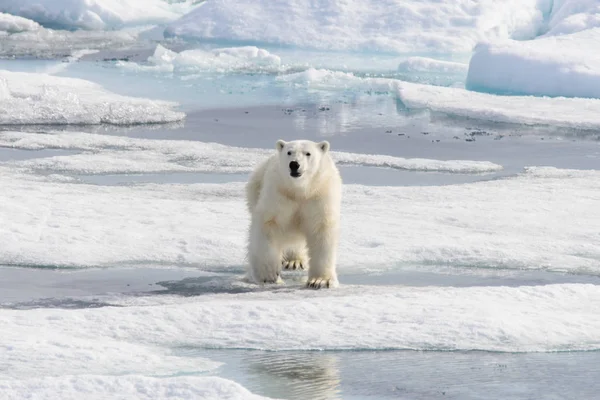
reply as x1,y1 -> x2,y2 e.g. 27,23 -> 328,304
2,283 -> 600,353
397,57 -> 468,74
0,376 -> 274,400
0,163 -> 598,275
0,12 -> 41,33
0,131 -> 503,174
0,0 -> 201,31
0,70 -> 185,125
279,68 -> 600,130
467,28 -> 600,99
165,0 -> 547,54
118,44 -> 284,74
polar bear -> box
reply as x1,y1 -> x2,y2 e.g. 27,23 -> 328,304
246,139 -> 342,288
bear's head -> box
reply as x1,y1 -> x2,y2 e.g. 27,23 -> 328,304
276,139 -> 330,184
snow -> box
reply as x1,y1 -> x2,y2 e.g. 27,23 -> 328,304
0,131 -> 503,175
466,28 -> 600,99
118,44 -> 284,74
164,0 -> 548,54
464,0 -> 600,99
0,12 -> 40,33
0,70 -> 185,125
0,0 -> 201,31
2,283 -> 600,354
0,376 -> 275,400
0,25 -> 138,58
279,68 -> 600,129
0,161 -> 598,275
543,0 -> 600,36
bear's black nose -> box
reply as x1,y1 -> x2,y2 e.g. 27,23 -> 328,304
289,161 -> 300,171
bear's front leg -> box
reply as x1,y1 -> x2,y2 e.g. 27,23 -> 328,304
306,224 -> 339,289
248,215 -> 283,285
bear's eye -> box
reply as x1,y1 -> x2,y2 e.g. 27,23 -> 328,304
306,152 -> 311,157
287,151 -> 292,156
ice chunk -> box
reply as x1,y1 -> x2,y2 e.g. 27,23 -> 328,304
279,68 -> 600,129
0,0 -> 201,31
0,70 -> 185,125
0,376 -> 273,400
118,44 -> 283,74
397,57 -> 468,74
165,0 -> 547,54
0,131 -> 503,175
544,0 -> 600,36
0,12 -> 40,33
466,28 -> 600,99
0,27 -> 138,59
0,164 -> 598,275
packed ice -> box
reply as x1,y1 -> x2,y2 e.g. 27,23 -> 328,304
0,70 -> 185,125
0,131 -> 503,174
118,44 -> 284,74
0,0 -> 201,30
0,163 -> 598,274
467,28 -> 600,99
165,0 -> 548,53
280,68 -> 600,129
0,376 -> 274,400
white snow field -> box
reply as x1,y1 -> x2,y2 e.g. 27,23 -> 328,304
279,68 -> 600,130
0,70 -> 185,125
0,161 -> 598,274
0,0 -> 201,31
0,376 -> 275,400
0,131 -> 502,174
164,0 -> 548,53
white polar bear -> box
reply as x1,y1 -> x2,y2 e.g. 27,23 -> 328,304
246,139 -> 342,288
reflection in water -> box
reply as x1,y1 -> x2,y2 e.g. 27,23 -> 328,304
198,349 -> 600,400
242,351 -> 341,400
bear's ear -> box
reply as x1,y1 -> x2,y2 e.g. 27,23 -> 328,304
318,141 -> 330,153
276,140 -> 286,152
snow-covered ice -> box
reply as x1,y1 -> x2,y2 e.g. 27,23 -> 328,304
0,131 -> 503,174
2,283 -> 600,354
0,70 -> 184,125
118,44 -> 284,74
0,162 -> 598,274
165,0 -> 548,54
0,0 -> 201,31
0,12 -> 40,33
467,28 -> 600,98
0,376 -> 275,400
542,0 -> 600,36
280,68 -> 600,129
0,25 -> 138,59
397,57 -> 468,74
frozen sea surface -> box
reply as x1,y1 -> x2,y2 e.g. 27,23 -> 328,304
2,3 -> 600,398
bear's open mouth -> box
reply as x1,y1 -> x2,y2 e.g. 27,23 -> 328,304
290,171 -> 302,178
